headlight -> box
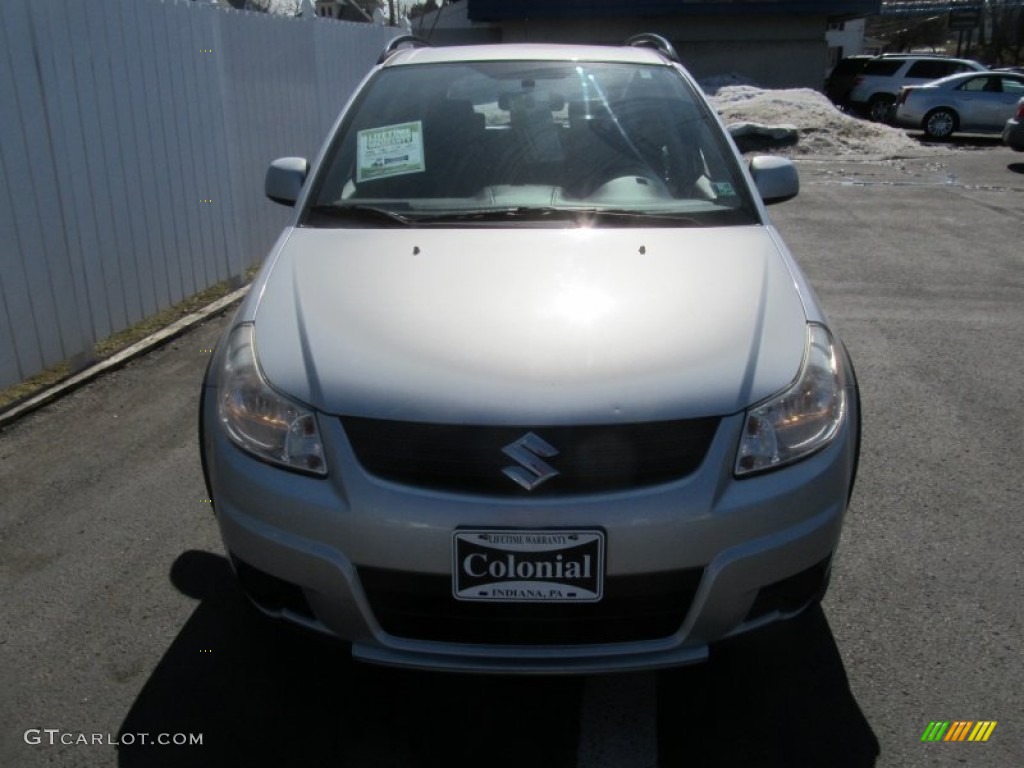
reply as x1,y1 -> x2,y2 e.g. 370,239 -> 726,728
217,323 -> 326,475
735,324 -> 845,476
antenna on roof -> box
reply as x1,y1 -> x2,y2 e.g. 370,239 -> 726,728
377,34 -> 432,65
626,33 -> 681,64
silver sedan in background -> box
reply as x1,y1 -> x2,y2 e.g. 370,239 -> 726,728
893,71 -> 1024,139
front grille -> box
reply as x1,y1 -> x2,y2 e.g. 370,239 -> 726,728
341,417 -> 719,495
359,567 -> 704,645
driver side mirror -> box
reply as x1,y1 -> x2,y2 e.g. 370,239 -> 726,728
265,157 -> 309,206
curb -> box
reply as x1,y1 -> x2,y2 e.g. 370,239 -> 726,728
0,285 -> 249,430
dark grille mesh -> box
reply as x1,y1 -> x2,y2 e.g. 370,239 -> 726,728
341,417 -> 719,495
359,567 -> 704,645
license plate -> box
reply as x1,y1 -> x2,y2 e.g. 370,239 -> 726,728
453,529 -> 604,603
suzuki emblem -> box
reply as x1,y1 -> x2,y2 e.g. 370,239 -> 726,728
501,432 -> 560,491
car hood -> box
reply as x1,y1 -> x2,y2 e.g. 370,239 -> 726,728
252,226 -> 807,424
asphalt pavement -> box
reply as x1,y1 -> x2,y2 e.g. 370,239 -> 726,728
1,144 -> 1022,767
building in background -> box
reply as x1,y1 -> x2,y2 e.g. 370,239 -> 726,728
828,17 -> 869,63
315,0 -> 383,21
412,0 -> 880,89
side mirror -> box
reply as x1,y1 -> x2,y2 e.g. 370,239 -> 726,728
749,156 -> 799,205
265,157 -> 309,206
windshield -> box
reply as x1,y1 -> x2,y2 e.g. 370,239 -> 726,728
305,60 -> 758,227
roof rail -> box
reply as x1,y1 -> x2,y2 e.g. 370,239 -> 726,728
377,35 -> 432,65
879,52 -> 950,58
625,33 -> 680,64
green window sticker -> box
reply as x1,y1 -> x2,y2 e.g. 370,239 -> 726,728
711,182 -> 736,197
357,121 -> 425,183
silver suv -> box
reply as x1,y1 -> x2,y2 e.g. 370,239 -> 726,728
849,54 -> 987,121
200,34 -> 861,673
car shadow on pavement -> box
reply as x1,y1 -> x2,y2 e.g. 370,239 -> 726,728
657,607 -> 879,767
117,550 -> 583,768
119,551 -> 878,767
1009,162 -> 1024,175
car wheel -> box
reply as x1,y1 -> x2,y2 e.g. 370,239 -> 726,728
923,108 -> 957,139
867,94 -> 894,122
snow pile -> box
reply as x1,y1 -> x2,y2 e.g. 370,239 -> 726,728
698,73 -> 762,94
708,85 -> 943,158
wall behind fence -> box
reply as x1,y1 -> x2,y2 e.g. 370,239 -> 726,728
0,0 -> 394,390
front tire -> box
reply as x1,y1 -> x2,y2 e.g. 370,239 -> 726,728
923,108 -> 957,139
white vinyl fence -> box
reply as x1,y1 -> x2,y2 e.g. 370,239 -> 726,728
0,0 -> 394,390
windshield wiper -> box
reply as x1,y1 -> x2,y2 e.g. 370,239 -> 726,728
410,206 -> 574,223
574,208 -> 702,226
411,207 -> 702,226
307,204 -> 705,227
306,204 -> 414,226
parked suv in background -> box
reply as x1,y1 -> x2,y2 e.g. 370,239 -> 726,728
824,55 -> 873,109
849,54 -> 988,121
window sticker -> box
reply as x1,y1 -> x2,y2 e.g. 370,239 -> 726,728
356,121 -> 425,183
711,182 -> 737,197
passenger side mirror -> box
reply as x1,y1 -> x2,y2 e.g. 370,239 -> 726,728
749,156 -> 799,205
265,157 -> 309,206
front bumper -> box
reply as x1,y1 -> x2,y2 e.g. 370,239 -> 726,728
200,377 -> 857,674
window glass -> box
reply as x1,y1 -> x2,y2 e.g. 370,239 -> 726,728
959,76 -> 992,92
306,61 -> 758,227
906,60 -> 955,79
863,59 -> 903,76
1002,77 -> 1024,94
